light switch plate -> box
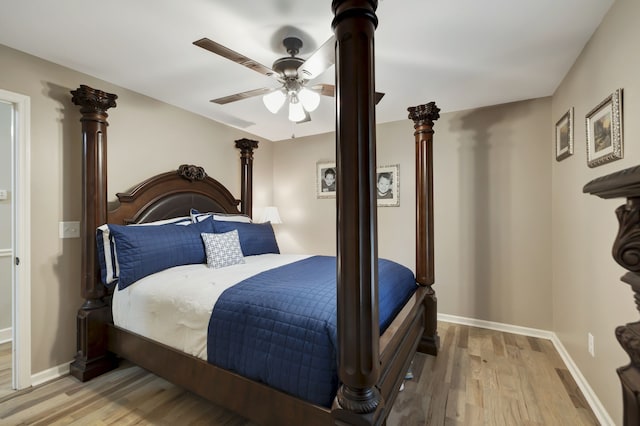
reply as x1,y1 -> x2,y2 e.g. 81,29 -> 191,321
59,221 -> 80,238
0,189 -> 7,200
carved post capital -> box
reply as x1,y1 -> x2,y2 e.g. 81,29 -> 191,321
235,138 -> 259,159
71,85 -> 117,117
408,102 -> 440,128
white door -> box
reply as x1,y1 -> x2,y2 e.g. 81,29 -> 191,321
0,89 -> 31,390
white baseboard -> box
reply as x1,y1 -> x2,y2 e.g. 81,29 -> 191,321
31,361 -> 71,387
438,314 -> 555,339
550,334 -> 615,426
438,313 -> 615,426
0,327 -> 11,344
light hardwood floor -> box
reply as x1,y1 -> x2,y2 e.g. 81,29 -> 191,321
0,322 -> 600,425
0,342 -> 11,400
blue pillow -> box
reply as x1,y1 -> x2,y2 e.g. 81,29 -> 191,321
108,218 -> 214,290
96,216 -> 191,286
212,221 -> 280,256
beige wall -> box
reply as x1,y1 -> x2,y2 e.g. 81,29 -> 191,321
274,96 -> 553,331
433,98 -> 553,328
551,0 -> 639,423
0,43 -> 274,375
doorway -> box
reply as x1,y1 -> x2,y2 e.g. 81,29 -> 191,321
0,88 -> 31,394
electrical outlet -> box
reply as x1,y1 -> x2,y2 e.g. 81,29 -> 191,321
59,221 -> 80,238
588,332 -> 595,357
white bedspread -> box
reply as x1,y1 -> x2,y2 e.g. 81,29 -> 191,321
112,254 -> 310,360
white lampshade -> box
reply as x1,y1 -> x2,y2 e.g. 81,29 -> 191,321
288,97 -> 306,122
263,90 -> 286,114
260,206 -> 282,224
298,87 -> 320,112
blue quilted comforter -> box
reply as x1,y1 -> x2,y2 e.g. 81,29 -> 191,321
207,255 -> 417,407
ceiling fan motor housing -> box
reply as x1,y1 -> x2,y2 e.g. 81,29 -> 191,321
272,56 -> 305,79
272,36 -> 306,79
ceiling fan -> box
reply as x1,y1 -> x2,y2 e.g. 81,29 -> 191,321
193,35 -> 384,123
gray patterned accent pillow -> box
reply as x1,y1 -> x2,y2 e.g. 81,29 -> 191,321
201,230 -> 245,269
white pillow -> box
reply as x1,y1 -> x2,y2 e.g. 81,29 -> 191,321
201,230 -> 246,269
190,208 -> 252,224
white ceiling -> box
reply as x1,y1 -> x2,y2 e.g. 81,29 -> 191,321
0,0 -> 613,141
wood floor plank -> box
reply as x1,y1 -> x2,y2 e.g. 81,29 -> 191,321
0,342 -> 11,400
0,323 -> 601,425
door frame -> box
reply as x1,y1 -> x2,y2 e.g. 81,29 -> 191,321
0,88 -> 31,390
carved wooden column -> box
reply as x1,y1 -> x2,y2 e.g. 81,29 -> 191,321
584,165 -> 640,426
408,102 -> 440,356
69,85 -> 118,381
332,0 -> 381,424
235,138 -> 259,218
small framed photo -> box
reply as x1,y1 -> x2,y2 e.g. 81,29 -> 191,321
376,164 -> 400,207
317,161 -> 336,198
555,107 -> 573,161
586,88 -> 623,168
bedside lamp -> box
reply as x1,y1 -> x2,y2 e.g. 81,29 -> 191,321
260,206 -> 282,224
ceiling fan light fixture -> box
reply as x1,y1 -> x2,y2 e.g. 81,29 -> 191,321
288,96 -> 306,122
263,90 -> 286,114
298,87 -> 320,112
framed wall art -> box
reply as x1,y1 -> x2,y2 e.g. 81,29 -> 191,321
376,164 -> 400,207
586,88 -> 623,168
316,161 -> 336,198
555,107 -> 573,161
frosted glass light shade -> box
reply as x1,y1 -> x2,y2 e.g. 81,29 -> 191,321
263,90 -> 286,113
288,99 -> 306,122
260,206 -> 282,224
298,87 -> 320,112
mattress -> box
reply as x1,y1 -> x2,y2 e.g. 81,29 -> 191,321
112,253 -> 310,360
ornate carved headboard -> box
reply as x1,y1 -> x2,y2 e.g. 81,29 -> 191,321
107,164 -> 243,225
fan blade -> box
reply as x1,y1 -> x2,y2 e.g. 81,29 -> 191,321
210,87 -> 275,105
298,36 -> 335,81
194,38 -> 277,79
310,84 -> 385,104
310,83 -> 335,97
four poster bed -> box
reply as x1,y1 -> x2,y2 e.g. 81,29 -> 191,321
69,2 -> 441,425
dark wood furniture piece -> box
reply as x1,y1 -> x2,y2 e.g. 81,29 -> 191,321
584,166 -> 640,426
69,2 -> 440,424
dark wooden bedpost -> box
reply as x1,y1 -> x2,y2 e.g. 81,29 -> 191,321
584,165 -> 640,426
69,85 -> 119,381
235,138 -> 259,218
408,102 -> 440,356
331,0 -> 382,424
